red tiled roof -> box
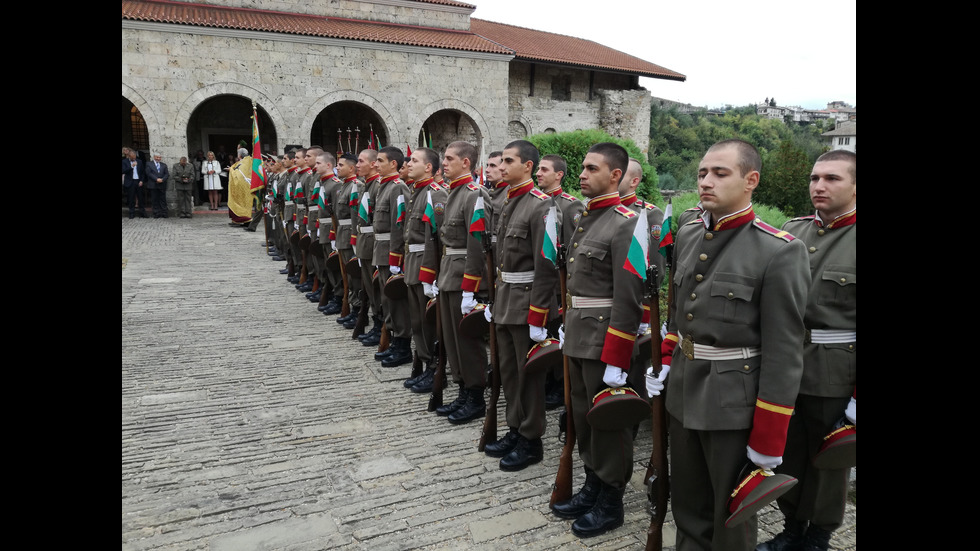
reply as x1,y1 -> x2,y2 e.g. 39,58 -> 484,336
470,18 -> 685,81
121,0 -> 509,55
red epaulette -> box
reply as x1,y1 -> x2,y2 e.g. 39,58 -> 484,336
530,188 -> 550,200
466,182 -> 481,192
615,205 -> 637,218
754,219 -> 795,242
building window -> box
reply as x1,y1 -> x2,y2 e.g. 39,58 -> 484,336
551,75 -> 571,101
130,106 -> 149,152
838,137 -> 850,145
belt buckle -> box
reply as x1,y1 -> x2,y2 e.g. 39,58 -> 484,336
566,292 -> 572,308
681,335 -> 695,360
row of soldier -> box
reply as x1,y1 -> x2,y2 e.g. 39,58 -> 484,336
248,138 -> 856,550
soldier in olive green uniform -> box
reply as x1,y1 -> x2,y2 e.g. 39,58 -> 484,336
484,140 -> 560,471
354,149 -> 384,345
332,154 -> 363,325
402,148 -> 447,392
758,150 -> 856,551
296,147 -> 321,293
549,143 -> 646,538
172,157 -> 196,218
433,141 -> 493,424
653,140 -> 809,551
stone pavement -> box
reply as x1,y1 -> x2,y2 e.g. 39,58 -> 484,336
122,206 -> 856,551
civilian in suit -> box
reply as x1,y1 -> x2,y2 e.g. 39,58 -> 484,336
146,153 -> 170,218
123,150 -> 147,219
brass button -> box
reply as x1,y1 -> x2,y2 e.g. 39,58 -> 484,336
840,277 -> 847,283
524,286 -> 530,291
690,293 -> 697,300
818,229 -> 826,236
569,257 -> 575,263
848,344 -> 854,350
743,365 -> 750,371
578,227 -> 584,232
699,253 -> 708,261
583,211 -> 589,216
809,246 -> 817,253
727,292 -> 734,299
573,242 -> 578,248
686,313 -> 694,321
598,315 -> 604,321
695,274 -> 704,281
705,232 -> 713,240
586,251 -> 591,256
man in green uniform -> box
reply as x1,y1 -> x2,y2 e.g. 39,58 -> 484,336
172,156 -> 196,219
354,149 -> 384,345
757,150 -> 856,551
331,154 -> 364,325
550,142 -> 646,538
651,139 -> 810,551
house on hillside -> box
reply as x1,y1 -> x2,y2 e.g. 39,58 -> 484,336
822,121 -> 856,152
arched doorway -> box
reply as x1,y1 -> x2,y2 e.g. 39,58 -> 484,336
419,110 -> 482,157
122,97 -> 150,206
186,95 -> 276,206
310,101 -> 388,157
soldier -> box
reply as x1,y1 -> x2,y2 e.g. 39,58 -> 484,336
431,141 -> 493,424
311,151 -> 343,308
331,154 -> 364,326
172,156 -> 196,219
483,139 -> 560,471
757,151 -> 856,551
284,148 -> 306,284
371,146 -> 413,367
535,154 -> 585,410
550,142 -> 646,538
402,147 -> 447,392
296,147 -> 322,293
354,148 -> 385,346
265,156 -> 288,260
649,139 -> 809,550
278,151 -> 300,275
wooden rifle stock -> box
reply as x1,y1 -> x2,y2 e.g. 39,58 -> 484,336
478,230 -> 500,451
352,288 -> 369,338
644,264 -> 669,551
427,231 -> 446,411
332,208 -> 351,318
550,242 -> 575,507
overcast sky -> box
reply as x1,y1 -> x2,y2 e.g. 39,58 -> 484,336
470,0 -> 856,111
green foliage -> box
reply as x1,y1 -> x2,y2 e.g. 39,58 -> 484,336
526,129 -> 663,206
758,141 -> 812,218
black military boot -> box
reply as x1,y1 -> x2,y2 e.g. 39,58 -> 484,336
499,435 -> 543,471
374,344 -> 395,361
544,375 -> 564,410
436,384 -> 468,416
405,356 -> 430,388
551,467 -> 601,519
410,366 -> 436,393
800,525 -> 832,551
306,289 -> 321,302
484,428 -> 520,458
381,337 -> 413,367
323,295 -> 343,315
448,387 -> 485,424
571,481 -> 625,538
336,305 -> 359,325
757,519 -> 808,551
359,317 -> 383,346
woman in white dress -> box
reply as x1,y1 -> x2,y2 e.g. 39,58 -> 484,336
201,151 -> 223,210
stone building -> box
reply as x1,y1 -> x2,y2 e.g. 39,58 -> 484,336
121,0 -> 685,205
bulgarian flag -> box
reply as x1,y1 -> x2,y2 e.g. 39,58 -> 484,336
311,179 -> 321,207
541,204 -> 559,265
659,198 -> 674,256
358,191 -> 371,223
468,195 -> 488,239
624,211 -> 649,280
422,190 -> 437,234
395,194 -> 406,227
348,185 -> 359,208
317,183 -> 327,210
249,103 -> 265,192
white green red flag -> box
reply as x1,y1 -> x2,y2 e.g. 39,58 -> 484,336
422,190 -> 437,234
658,199 -> 674,257
358,191 -> 371,223
468,195 -> 488,239
541,204 -> 559,265
249,104 -> 265,192
624,211 -> 649,280
395,194 -> 406,227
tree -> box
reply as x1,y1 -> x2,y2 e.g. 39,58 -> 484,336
757,140 -> 812,218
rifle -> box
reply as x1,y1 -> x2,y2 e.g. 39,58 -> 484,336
378,319 -> 390,353
427,230 -> 446,412
478,228 -> 500,451
644,263 -> 669,551
550,240 -> 576,507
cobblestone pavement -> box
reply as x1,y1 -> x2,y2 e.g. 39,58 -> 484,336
122,207 -> 855,551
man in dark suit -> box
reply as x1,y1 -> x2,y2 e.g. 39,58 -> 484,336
123,149 -> 147,219
146,153 -> 170,218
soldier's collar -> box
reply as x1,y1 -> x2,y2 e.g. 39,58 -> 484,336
365,174 -> 381,184
380,173 -> 400,184
543,185 -> 563,197
619,192 -> 637,206
414,177 -> 434,189
815,207 -> 856,229
343,175 -> 357,184
585,192 -> 621,211
702,204 -> 754,231
494,180 -> 508,189
448,174 -> 474,189
507,179 -> 534,198
299,167 -> 312,174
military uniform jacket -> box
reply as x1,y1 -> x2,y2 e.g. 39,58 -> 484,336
489,181 -> 508,244
493,179 -> 561,327
333,176 -> 359,251
662,206 -> 809,457
315,174 -> 342,249
355,174 -> 381,261
295,168 -> 315,233
544,186 -> 585,250
437,174 -> 492,293
281,168 -> 299,223
172,163 -> 196,191
371,174 -> 410,267
405,178 -> 447,286
781,209 -> 856,399
563,192 -> 646,369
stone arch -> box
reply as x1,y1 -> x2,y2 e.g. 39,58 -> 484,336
174,82 -> 286,153
122,83 -> 159,153
411,99 -> 491,156
304,90 -> 396,153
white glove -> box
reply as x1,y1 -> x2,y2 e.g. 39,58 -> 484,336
461,291 -> 477,315
484,304 -> 492,323
529,325 -> 548,343
844,396 -> 856,425
330,240 -> 336,249
558,324 -> 565,348
637,322 -> 650,336
423,281 -> 439,298
660,322 -> 668,339
602,365 -> 628,388
747,446 -> 782,471
645,364 -> 670,396
389,265 -> 401,275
